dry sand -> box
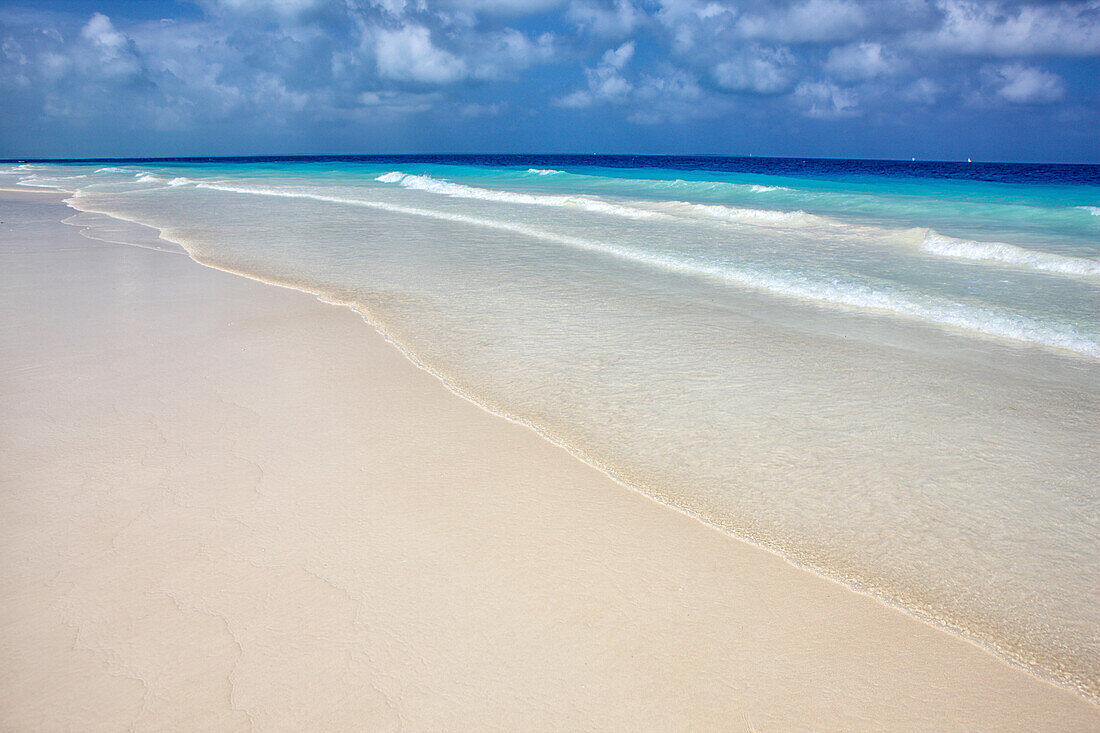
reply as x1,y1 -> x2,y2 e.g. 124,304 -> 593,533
1,189 -> 1097,731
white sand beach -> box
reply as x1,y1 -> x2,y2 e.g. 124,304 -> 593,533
2,189 -> 1098,730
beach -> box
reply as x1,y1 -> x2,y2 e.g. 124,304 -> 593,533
2,188 -> 1097,729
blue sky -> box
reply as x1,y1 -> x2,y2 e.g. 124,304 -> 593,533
1,0 -> 1098,161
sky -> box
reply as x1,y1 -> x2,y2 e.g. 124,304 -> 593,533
0,0 -> 1098,161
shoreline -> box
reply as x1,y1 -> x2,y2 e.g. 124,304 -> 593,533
2,189 -> 1097,728
56,187 -> 1098,701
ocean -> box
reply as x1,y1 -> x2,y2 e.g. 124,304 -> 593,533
3,154 -> 1098,698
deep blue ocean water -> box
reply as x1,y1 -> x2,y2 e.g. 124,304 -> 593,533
10,153 -> 1100,184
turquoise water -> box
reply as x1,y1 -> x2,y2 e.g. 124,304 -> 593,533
4,157 -> 1098,698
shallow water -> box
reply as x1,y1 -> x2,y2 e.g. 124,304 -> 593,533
5,155 -> 1098,698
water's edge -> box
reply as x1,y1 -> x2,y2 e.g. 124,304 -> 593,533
43,191 -> 1098,705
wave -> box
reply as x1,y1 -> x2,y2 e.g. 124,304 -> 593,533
129,173 -> 192,187
653,178 -> 794,196
191,181 -> 1098,358
506,169 -> 798,198
374,171 -> 814,227
921,231 -> 1100,277
375,171 -> 667,220
672,201 -> 821,226
15,174 -> 82,190
94,167 -> 130,174
1077,206 -> 1100,216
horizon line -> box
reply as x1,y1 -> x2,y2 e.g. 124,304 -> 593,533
5,152 -> 1100,167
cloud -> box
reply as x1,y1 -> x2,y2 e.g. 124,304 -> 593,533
567,0 -> 646,38
983,63 -> 1066,104
601,38 -> 635,69
901,77 -> 943,104
200,0 -> 327,18
712,45 -> 797,94
81,13 -> 127,55
626,65 -> 706,123
555,40 -> 711,124
373,25 -> 468,83
735,0 -> 869,44
470,30 -> 558,79
435,0 -> 569,16
824,42 -> 901,81
78,13 -> 145,80
555,40 -> 635,107
0,0 -> 1098,158
918,0 -> 1100,57
794,80 -> 860,118
356,89 -> 442,114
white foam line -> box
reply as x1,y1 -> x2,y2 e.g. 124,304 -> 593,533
670,200 -> 821,226
376,171 -> 668,220
922,231 -> 1100,278
529,170 -> 797,196
194,181 -> 1099,358
377,170 -> 827,228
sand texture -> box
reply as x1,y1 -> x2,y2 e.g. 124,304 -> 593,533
1,190 -> 1097,731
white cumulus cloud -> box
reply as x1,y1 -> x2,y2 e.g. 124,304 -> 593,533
735,0 -> 868,44
713,45 -> 797,94
919,0 -> 1100,57
984,63 -> 1065,104
373,25 -> 468,83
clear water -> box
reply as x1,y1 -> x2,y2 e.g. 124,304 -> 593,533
5,155 -> 1098,698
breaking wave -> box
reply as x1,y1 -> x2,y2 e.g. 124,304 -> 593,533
921,231 -> 1100,277
375,171 -> 667,219
672,201 -> 822,226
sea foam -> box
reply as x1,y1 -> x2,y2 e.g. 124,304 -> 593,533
375,171 -> 813,227
676,201 -> 821,226
375,171 -> 667,220
921,231 -> 1100,277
